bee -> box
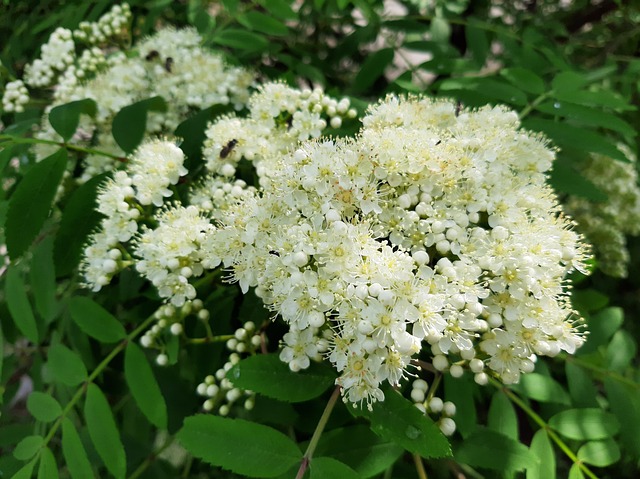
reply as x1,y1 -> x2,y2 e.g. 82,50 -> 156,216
164,57 -> 173,72
220,139 -> 238,159
145,50 -> 159,61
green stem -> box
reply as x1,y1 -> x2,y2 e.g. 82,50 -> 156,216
413,453 -> 428,479
0,134 -> 126,161
128,434 -> 175,479
294,386 -> 342,479
564,356 -> 640,389
41,314 -> 157,448
186,334 -> 235,345
493,380 -> 599,479
518,91 -> 552,120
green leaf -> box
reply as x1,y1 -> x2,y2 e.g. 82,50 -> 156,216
577,439 -> 621,467
572,289 -> 610,314
455,428 -> 538,472
5,266 -> 39,343
47,343 -> 87,387
535,101 -> 636,138
27,392 -> 62,423
6,149 -> 67,259
565,362 -> 599,408
239,11 -> 288,36
549,408 -> 620,440
551,72 -> 587,93
178,415 -> 302,477
112,97 -> 167,154
124,342 -> 167,428
465,21 -> 489,67
606,330 -> 636,372
68,296 -> 126,343
548,161 -> 607,201
256,0 -> 297,20
54,173 -> 108,277
30,236 -> 58,322
314,425 -> 403,478
351,48 -> 394,94
604,379 -> 640,458
580,306 -> 623,354
430,16 -> 450,43
438,77 -> 528,106
488,391 -> 518,440
61,418 -> 94,479
553,89 -> 633,111
526,430 -> 555,479
0,322 -> 4,384
84,383 -> 126,479
13,435 -> 43,461
10,459 -> 36,479
500,67 -> 545,95
568,464 -> 585,479
0,145 -> 15,174
510,373 -> 570,405
37,447 -> 59,479
522,119 -> 627,162
212,29 -> 269,52
227,353 -> 335,403
48,99 -> 97,142
351,388 -> 451,459
310,457 -> 361,479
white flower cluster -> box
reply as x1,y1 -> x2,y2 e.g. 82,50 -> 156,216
21,18 -> 253,184
565,146 -> 640,278
73,3 -> 131,44
24,28 -> 76,88
203,82 -> 356,178
19,4 -> 131,92
135,205 -> 213,307
189,177 -> 256,222
81,140 -> 187,290
204,95 -> 589,407
140,299 -> 211,364
196,321 -> 260,415
1,80 -> 29,113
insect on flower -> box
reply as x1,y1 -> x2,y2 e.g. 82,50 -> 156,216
164,57 -> 173,72
220,139 -> 238,159
455,101 -> 463,117
145,50 -> 159,61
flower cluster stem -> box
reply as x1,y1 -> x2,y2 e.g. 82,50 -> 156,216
294,385 -> 341,479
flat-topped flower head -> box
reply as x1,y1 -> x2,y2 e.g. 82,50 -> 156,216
207,95 -> 590,406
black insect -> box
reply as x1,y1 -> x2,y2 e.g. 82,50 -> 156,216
145,50 -> 159,61
269,250 -> 280,257
164,57 -> 173,72
455,101 -> 463,117
435,140 -> 442,146
220,139 -> 238,159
